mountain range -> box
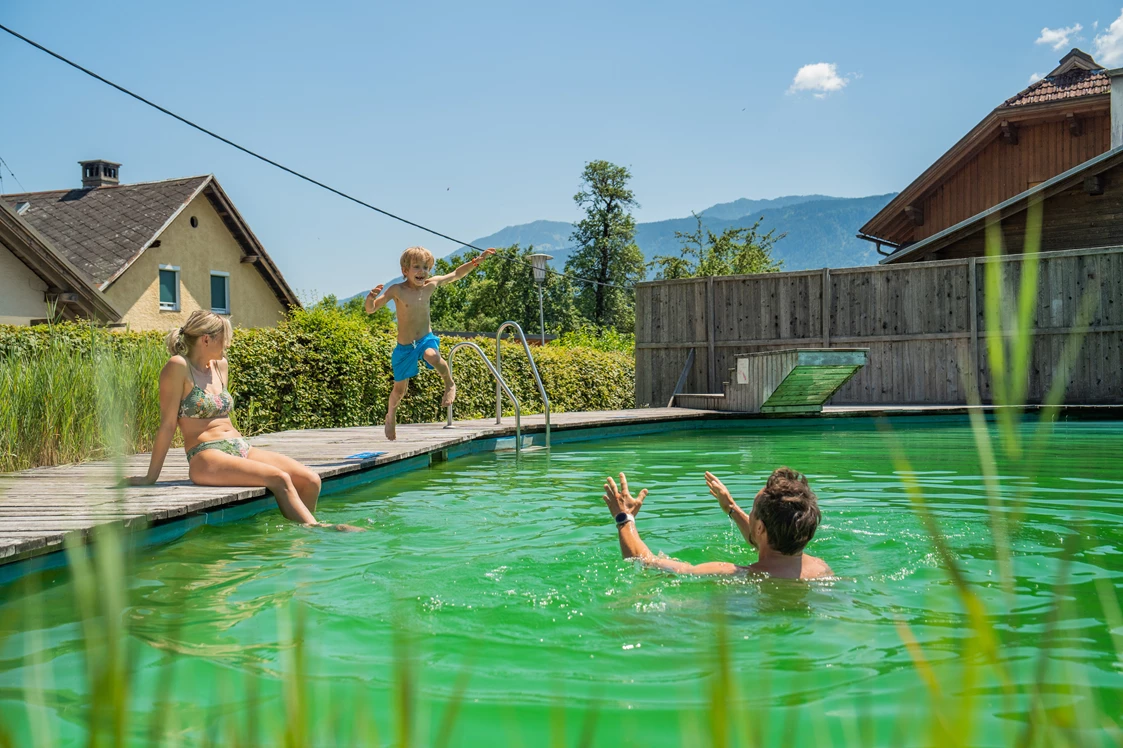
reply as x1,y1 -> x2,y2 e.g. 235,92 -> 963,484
345,192 -> 896,302
444,193 -> 896,272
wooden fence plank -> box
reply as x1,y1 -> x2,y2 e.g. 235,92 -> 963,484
706,276 -> 716,392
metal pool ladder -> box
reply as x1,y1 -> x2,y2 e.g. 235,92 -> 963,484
495,321 -> 551,449
444,341 -> 523,452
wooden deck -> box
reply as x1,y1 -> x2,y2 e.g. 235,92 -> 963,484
0,408 -> 725,569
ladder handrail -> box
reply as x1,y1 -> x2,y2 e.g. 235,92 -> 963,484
445,341 -> 522,452
495,321 -> 551,449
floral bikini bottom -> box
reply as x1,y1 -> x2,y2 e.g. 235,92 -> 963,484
185,437 -> 251,463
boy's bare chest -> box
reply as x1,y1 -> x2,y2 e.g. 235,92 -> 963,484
396,286 -> 432,311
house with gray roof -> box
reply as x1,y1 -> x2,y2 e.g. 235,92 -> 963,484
1,160 -> 299,328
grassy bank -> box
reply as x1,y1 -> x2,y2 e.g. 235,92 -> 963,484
0,306 -> 634,473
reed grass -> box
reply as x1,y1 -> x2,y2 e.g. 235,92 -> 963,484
0,328 -> 165,473
0,213 -> 1121,745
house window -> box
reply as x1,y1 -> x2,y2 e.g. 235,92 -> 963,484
159,265 -> 180,311
210,271 -> 230,314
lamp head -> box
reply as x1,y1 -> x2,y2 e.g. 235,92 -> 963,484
528,253 -> 553,285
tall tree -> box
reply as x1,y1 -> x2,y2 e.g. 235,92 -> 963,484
650,213 -> 785,279
566,161 -> 646,331
429,244 -> 579,334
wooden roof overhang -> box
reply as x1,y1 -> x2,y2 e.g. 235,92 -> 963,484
199,178 -> 302,310
0,202 -> 121,322
879,144 -> 1123,264
861,95 -> 1109,246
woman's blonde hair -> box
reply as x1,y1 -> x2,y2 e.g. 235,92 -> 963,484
165,310 -> 233,356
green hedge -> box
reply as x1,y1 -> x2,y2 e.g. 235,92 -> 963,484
0,308 -> 634,471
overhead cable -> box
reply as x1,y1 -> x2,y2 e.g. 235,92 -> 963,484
0,155 -> 28,193
0,23 -> 633,292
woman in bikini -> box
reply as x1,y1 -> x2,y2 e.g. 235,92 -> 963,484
126,310 -> 355,530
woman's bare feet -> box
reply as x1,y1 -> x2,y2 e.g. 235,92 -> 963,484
441,383 -> 457,408
305,522 -> 366,532
384,413 -> 397,441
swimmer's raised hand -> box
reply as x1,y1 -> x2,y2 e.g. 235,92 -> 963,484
602,472 -> 648,518
705,471 -> 737,515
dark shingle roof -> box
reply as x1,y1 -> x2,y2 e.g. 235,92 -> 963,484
1001,68 -> 1110,108
0,176 -> 208,287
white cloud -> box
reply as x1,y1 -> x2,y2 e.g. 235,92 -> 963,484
1029,72 -> 1044,84
1094,9 -> 1123,65
1035,23 -> 1083,50
788,63 -> 848,97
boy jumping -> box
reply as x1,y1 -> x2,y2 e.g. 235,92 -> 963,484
365,245 -> 496,440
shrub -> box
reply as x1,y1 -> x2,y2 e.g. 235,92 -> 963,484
549,325 -> 635,354
0,310 -> 635,470
228,306 -> 635,435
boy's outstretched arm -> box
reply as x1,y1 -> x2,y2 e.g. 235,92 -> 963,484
365,284 -> 394,314
433,248 -> 496,286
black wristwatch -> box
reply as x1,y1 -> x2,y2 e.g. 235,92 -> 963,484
615,512 -> 634,528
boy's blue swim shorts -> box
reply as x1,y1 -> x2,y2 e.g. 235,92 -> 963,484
391,332 -> 440,382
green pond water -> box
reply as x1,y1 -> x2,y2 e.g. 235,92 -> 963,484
1,416 -> 1122,746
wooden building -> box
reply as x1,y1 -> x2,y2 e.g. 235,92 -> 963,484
860,49 -> 1120,263
878,145 -> 1123,263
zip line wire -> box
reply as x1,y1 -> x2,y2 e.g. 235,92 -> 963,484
0,22 -> 634,292
0,155 -> 28,193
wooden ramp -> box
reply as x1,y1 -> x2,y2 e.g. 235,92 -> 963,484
675,348 -> 867,414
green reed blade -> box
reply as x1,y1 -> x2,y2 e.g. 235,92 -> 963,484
1093,577 -> 1123,669
433,653 -> 474,748
22,580 -> 54,748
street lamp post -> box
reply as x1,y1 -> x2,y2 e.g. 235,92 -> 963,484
528,254 -> 553,345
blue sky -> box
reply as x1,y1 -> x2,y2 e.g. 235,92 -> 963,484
3,1 -> 1121,297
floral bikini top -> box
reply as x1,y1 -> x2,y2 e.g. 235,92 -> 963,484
178,361 -> 234,419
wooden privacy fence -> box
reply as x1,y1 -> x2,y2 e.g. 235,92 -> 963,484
635,246 -> 1123,407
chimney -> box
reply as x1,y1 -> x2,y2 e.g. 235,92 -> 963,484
79,159 -> 121,189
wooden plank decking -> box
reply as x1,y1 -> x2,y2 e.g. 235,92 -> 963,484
0,408 -> 723,568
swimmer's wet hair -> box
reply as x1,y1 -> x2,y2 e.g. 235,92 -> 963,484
753,467 -> 821,555
400,246 -> 435,271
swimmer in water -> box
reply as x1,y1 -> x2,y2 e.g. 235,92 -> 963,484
600,468 -> 832,580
